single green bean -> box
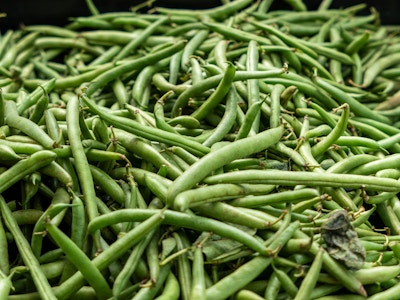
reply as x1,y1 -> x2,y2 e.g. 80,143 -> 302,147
204,169 -> 400,192
205,255 -> 271,300
66,96 -> 100,248
311,103 -> 349,157
191,62 -> 235,121
294,247 -> 323,300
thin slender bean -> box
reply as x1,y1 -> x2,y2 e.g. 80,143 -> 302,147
294,247 -> 323,300
191,62 -> 235,121
311,103 -> 349,157
204,169 -> 400,192
66,96 -> 100,249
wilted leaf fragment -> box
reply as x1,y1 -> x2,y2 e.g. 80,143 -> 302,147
321,210 -> 366,270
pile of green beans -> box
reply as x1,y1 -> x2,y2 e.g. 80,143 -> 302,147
1,0 -> 400,298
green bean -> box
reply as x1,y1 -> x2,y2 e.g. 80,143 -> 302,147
230,188 -> 318,208
174,183 -> 275,211
294,247 -> 323,300
166,126 -> 284,207
0,43 -> 17,69
204,169 -> 400,192
5,100 -> 56,149
367,281 -> 400,300
134,60 -> 171,109
311,103 -> 349,157
272,265 -> 298,297
87,209 -> 267,254
194,202 -> 275,229
24,205 -> 61,256
24,25 -> 76,38
173,232 -> 191,300
172,67 -> 286,116
40,161 -> 74,187
0,144 -> 23,164
132,263 -> 172,300
264,270 -> 281,299
190,244 -> 206,300
0,218 -> 8,275
167,146 -> 199,165
349,154 -> 400,175
235,98 -> 265,140
335,136 -> 381,150
205,255 -> 271,300
0,270 -> 13,299
66,96 -> 100,248
0,150 -> 56,194
181,29 -> 209,70
191,62 -> 235,121
154,272 -> 180,300
168,115 -> 201,130
88,164 -> 125,204
114,129 -> 183,180
17,78 -> 55,114
345,30 -> 370,55
154,91 -> 179,134
0,30 -> 14,60
116,16 -> 169,61
31,58 -> 62,80
203,21 -> 274,47
45,221 -> 112,299
0,196 -> 57,300
34,37 -> 102,56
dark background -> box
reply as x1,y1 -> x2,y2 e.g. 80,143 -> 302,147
1,0 -> 399,31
